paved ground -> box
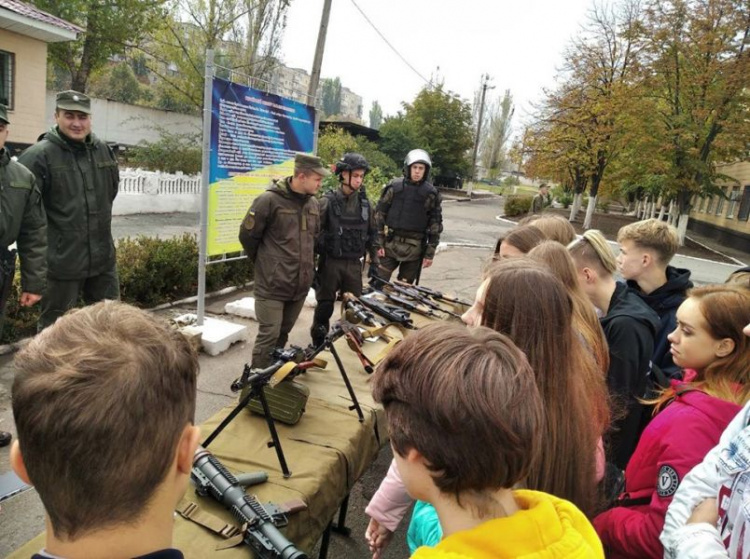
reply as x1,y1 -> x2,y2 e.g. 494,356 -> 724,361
0,196 -> 746,557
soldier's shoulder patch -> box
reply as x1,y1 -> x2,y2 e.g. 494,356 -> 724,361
657,464 -> 680,497
242,210 -> 256,230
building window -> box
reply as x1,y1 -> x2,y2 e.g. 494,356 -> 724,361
727,186 -> 741,219
706,196 -> 715,214
738,185 -> 750,222
0,50 -> 14,109
715,188 -> 726,216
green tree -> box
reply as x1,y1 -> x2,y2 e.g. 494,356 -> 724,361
321,77 -> 342,117
33,0 -> 166,92
638,0 -> 750,243
127,127 -> 202,174
405,85 -> 473,178
369,100 -> 383,129
479,89 -> 514,178
89,62 -> 143,104
378,113 -> 425,166
317,127 -> 397,202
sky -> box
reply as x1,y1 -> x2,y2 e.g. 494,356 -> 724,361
280,0 -> 603,136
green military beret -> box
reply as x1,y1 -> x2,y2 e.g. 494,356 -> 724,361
56,90 -> 91,114
0,104 -> 9,124
294,153 -> 331,177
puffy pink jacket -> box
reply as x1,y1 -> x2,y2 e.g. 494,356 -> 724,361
593,379 -> 740,558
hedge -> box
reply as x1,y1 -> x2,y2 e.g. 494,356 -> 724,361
504,195 -> 534,216
1,233 -> 253,344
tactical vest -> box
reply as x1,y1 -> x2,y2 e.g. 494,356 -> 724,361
384,178 -> 435,234
324,189 -> 370,260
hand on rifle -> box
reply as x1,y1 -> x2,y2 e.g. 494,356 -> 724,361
20,292 -> 41,307
422,258 -> 433,269
365,517 -> 394,559
377,248 -> 385,258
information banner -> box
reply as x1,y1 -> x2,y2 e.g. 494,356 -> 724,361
207,77 -> 316,256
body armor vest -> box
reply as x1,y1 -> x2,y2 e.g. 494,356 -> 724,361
384,178 -> 435,234
324,189 -> 370,260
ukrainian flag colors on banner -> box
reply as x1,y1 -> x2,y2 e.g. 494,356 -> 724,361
207,77 -> 316,256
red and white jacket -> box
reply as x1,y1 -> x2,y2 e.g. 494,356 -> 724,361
662,400 -> 750,558
593,376 -> 740,559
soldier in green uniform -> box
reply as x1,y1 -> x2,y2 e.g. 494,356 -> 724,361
310,153 -> 379,347
374,149 -> 443,284
0,104 -> 47,447
18,91 -> 120,331
239,153 -> 327,368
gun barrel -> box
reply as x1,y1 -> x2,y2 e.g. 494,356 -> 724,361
192,448 -> 307,559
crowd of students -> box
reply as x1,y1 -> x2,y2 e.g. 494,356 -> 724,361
366,215 -> 750,558
5,214 -> 750,559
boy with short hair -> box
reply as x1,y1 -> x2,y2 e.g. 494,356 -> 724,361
370,322 -> 603,557
10,301 -> 201,559
617,219 -> 693,377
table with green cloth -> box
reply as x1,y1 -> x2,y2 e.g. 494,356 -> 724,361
9,295 -> 464,558
9,328 -> 397,559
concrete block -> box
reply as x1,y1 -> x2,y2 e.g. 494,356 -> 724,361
225,296 -> 257,320
174,313 -> 248,356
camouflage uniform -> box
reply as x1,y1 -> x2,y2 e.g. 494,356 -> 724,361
374,177 -> 443,283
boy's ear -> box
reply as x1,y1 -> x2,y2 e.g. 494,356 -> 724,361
715,337 -> 736,358
176,424 -> 202,475
10,441 -> 32,485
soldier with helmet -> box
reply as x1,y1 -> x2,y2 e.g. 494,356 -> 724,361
374,149 -> 443,284
310,152 -> 378,347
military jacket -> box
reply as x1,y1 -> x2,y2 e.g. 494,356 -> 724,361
239,177 -> 320,301
18,127 -> 118,280
0,149 -> 47,293
375,178 -> 443,259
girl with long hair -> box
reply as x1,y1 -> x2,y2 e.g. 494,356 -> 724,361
595,285 -> 750,558
365,258 -> 608,556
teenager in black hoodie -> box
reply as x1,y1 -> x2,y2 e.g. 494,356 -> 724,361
569,230 -> 660,470
616,219 -> 693,379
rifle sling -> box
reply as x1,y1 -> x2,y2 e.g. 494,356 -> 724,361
176,497 -> 242,543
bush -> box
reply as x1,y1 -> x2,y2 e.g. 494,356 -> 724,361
1,234 -> 253,344
502,175 -> 520,187
504,195 -> 533,216
552,186 -> 574,209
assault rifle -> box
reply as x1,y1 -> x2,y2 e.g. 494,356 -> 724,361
399,281 -> 471,308
371,277 -> 462,319
342,292 -> 383,328
192,447 -> 307,559
357,295 -> 415,329
374,290 -> 444,320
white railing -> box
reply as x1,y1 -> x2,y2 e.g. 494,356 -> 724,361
119,168 -> 201,195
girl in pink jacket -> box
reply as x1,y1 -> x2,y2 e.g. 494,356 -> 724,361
593,285 -> 750,558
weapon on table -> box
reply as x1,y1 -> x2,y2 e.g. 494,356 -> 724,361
341,292 -> 383,328
372,289 -> 444,320
192,447 -> 307,559
397,281 -> 471,308
370,277 -> 462,319
357,295 -> 415,329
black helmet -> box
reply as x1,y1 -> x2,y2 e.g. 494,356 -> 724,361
334,152 -> 370,176
403,149 -> 432,180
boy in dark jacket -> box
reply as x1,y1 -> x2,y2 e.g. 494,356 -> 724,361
617,219 -> 692,379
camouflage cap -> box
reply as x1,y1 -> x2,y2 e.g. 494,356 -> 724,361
0,104 -> 9,124
294,153 -> 331,177
56,90 -> 91,114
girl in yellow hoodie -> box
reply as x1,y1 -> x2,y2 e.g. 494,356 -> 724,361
370,321 -> 604,559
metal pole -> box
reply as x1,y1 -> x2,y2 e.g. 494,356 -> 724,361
470,75 -> 491,183
307,0 -> 333,102
197,49 -> 214,326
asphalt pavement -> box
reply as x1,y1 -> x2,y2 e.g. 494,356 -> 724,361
0,196 -> 746,557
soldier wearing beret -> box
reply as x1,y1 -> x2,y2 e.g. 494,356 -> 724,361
0,104 -> 47,447
18,91 -> 120,331
239,153 -> 327,368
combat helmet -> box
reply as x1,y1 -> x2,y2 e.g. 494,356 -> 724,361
403,149 -> 432,181
334,152 -> 370,177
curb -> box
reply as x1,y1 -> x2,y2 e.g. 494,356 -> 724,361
0,282 -> 254,356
